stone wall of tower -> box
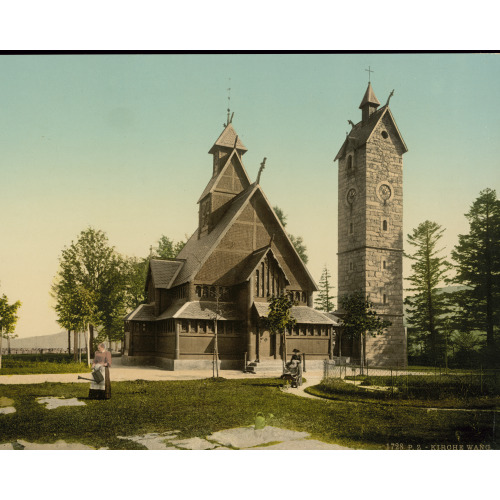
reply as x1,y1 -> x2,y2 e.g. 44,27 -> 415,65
338,144 -> 367,299
338,109 -> 406,367
364,113 -> 405,366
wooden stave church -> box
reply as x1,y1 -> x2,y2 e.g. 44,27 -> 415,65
122,120 -> 338,370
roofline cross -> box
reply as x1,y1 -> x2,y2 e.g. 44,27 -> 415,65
365,66 -> 374,83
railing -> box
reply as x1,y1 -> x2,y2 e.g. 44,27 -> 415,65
322,360 -> 500,399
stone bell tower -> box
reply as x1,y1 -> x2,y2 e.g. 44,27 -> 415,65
334,82 -> 408,367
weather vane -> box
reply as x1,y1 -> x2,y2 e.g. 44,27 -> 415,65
365,66 -> 374,83
226,77 -> 233,126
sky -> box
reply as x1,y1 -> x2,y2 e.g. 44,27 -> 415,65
1,53 -> 499,338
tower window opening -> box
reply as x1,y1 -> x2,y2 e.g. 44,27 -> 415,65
383,260 -> 387,270
383,294 -> 387,304
381,131 -> 388,139
349,261 -> 353,272
349,222 -> 353,234
347,155 -> 353,172
382,220 -> 388,231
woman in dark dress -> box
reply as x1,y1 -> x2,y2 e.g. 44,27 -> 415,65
88,343 -> 112,400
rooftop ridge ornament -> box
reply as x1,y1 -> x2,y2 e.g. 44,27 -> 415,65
386,89 -> 395,106
224,77 -> 234,127
256,157 -> 267,184
365,66 -> 374,83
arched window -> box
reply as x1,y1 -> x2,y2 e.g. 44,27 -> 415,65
347,155 -> 353,172
382,220 -> 388,231
255,270 -> 260,297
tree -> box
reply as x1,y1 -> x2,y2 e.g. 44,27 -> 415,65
123,256 -> 149,311
273,206 -> 308,264
314,265 -> 335,312
266,293 -> 296,368
52,227 -> 126,357
451,188 -> 500,365
339,291 -> 391,371
404,221 -> 452,364
153,235 -> 185,260
0,293 -> 21,369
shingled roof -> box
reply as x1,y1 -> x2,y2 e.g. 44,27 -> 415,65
173,186 -> 257,287
208,123 -> 247,154
197,148 -> 251,203
124,304 -> 156,322
157,301 -> 242,321
253,302 -> 335,325
334,106 -> 408,161
149,259 -> 184,289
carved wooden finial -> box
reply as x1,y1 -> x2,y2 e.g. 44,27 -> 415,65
256,157 -> 267,184
386,89 -> 395,106
348,119 -> 355,128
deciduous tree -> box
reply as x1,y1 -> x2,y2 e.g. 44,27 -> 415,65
0,293 -> 21,369
338,291 -> 391,370
266,293 -> 296,368
52,227 -> 126,356
273,206 -> 308,264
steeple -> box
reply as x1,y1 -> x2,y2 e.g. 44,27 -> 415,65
208,122 -> 248,177
359,82 -> 380,122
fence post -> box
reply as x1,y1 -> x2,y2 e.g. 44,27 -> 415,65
303,353 -> 306,373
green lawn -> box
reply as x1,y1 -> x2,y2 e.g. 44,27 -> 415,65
0,378 -> 497,450
0,354 -> 93,375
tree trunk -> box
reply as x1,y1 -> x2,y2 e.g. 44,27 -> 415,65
0,332 -> 3,369
85,327 -> 91,367
7,336 -> 11,355
68,329 -> 71,355
73,330 -> 78,361
89,324 -> 95,358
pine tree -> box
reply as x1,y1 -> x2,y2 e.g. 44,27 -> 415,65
451,188 -> 500,364
314,266 -> 335,312
404,220 -> 452,364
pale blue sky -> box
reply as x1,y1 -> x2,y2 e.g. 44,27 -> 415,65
1,53 -> 499,337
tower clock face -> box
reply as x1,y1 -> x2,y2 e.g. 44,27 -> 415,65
379,184 -> 392,201
347,188 -> 357,205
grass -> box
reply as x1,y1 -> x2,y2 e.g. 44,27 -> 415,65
0,354 -> 89,375
0,378 -> 498,450
310,377 -> 500,409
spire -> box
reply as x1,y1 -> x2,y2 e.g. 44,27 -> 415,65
359,82 -> 380,121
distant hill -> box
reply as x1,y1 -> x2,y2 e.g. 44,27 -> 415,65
9,331 -> 74,349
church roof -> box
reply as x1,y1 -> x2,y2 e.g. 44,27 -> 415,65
124,304 -> 156,322
252,302 -> 335,325
238,246 -> 291,285
174,183 -> 317,290
157,301 -> 242,321
174,186 -> 257,286
208,123 -> 247,154
197,148 -> 251,203
148,259 -> 184,289
334,105 -> 408,161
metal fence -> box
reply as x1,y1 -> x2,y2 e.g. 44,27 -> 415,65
322,360 -> 500,399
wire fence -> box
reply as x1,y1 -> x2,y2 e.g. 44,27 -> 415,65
322,360 -> 500,400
